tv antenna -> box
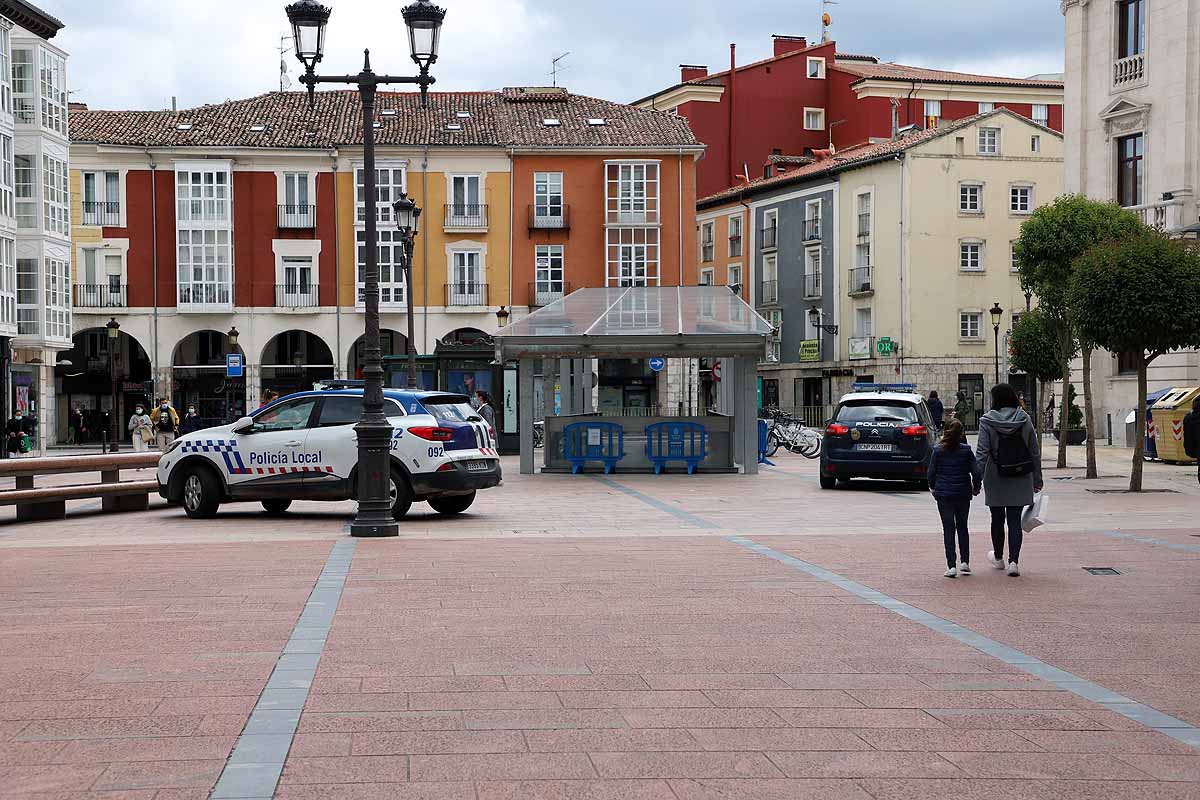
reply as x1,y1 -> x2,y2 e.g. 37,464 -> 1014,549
279,34 -> 293,91
550,52 -> 571,87
821,0 -> 838,43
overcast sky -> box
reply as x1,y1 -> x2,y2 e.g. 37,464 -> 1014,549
47,0 -> 1065,111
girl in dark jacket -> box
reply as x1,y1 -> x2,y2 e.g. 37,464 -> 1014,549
927,419 -> 982,578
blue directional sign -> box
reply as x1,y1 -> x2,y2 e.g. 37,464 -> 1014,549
648,357 -> 666,372
226,353 -> 244,379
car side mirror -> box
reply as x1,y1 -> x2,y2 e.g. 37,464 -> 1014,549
231,416 -> 255,435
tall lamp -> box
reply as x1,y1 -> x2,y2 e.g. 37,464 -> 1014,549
106,317 -> 121,453
989,302 -> 1004,388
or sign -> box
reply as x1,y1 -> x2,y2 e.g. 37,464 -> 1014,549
648,357 -> 666,372
798,339 -> 821,362
848,337 -> 872,361
226,354 -> 244,378
876,337 -> 897,357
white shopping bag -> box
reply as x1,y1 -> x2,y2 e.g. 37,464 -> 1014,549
1022,494 -> 1050,532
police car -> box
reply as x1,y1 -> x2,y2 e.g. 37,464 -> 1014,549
157,388 -> 502,519
820,384 -> 936,490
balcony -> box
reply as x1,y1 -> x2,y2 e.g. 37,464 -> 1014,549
804,217 -> 821,241
803,273 -> 822,299
446,282 -> 488,307
1127,199 -> 1185,233
73,284 -> 127,308
701,242 -> 714,262
177,283 -> 233,311
760,279 -> 779,305
728,235 -> 742,258
857,212 -> 871,238
528,205 -> 570,232
445,203 -> 488,231
1113,53 -> 1145,88
275,283 -> 319,310
81,201 -> 121,227
848,266 -> 874,296
760,225 -> 778,251
278,204 -> 316,229
529,281 -> 570,308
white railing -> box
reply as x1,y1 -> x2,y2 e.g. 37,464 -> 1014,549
1113,54 -> 1145,87
1127,199 -> 1183,232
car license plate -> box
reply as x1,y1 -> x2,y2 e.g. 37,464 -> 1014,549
856,443 -> 893,452
465,461 -> 492,472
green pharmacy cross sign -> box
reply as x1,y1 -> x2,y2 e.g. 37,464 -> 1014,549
876,337 -> 897,357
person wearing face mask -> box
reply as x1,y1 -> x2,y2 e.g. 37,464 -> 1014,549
178,404 -> 204,436
6,409 -> 27,457
153,398 -> 180,453
128,404 -> 153,452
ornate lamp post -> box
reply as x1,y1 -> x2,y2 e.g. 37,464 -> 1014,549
285,0 -> 445,538
990,302 -> 1004,387
106,317 -> 121,453
392,192 -> 422,390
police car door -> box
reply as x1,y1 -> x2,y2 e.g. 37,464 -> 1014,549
233,396 -> 319,499
304,395 -> 406,499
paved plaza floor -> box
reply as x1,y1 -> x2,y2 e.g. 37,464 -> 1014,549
1,445 -> 1199,799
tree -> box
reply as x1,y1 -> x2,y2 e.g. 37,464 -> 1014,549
1009,309 -> 1074,439
1015,195 -> 1145,475
1070,231 -> 1200,491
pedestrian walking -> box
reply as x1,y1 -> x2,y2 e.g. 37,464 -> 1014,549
153,398 -> 180,453
976,383 -> 1043,577
927,390 -> 945,431
1183,398 -> 1200,485
474,390 -> 496,430
1045,392 -> 1056,430
178,404 -> 204,436
927,419 -> 982,578
953,391 -> 971,424
128,405 -> 153,452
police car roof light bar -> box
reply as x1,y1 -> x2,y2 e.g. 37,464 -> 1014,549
851,383 -> 918,393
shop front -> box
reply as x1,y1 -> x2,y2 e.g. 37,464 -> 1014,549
172,330 -> 246,428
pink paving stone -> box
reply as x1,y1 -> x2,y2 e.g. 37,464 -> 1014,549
985,690 -> 1101,710
275,782 -> 475,800
0,739 -> 67,765
556,691 -> 713,709
289,732 -> 354,757
702,690 -> 863,709
463,710 -> 628,730
408,753 -> 597,781
854,778 -> 1069,800
151,696 -> 257,716
0,699 -> 163,721
408,692 -> 565,711
923,708 -> 1107,730
844,690 -> 1016,709
1115,755 -> 1200,782
52,736 -> 235,763
687,728 -> 871,752
503,675 -> 652,692
639,674 -> 790,690
771,708 -> 946,729
2,763 -> 107,793
939,751 -> 1157,780
620,709 -> 788,729
1046,779 -> 1200,800
766,751 -> 963,779
1016,729 -> 1199,754
524,729 -> 701,753
852,728 -> 1044,752
775,674 -> 929,690
914,674 -> 1058,691
89,759 -> 225,790
304,693 -> 411,713
475,779 -> 678,800
359,677 -> 507,693
309,677 -> 365,694
667,778 -> 877,800
590,751 -> 784,779
299,712 -> 464,734
351,730 -> 527,755
194,714 -> 252,736
279,755 -> 410,784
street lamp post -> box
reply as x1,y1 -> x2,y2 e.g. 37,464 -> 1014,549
808,307 -> 839,409
391,193 -> 422,390
990,302 -> 1004,388
106,318 -> 120,453
285,0 -> 445,538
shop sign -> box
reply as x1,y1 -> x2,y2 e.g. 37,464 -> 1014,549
799,340 -> 821,362
848,337 -> 872,361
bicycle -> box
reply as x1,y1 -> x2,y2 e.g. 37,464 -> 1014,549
762,409 -> 822,459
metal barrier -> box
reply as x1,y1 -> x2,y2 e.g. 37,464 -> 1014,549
563,421 -> 625,474
644,422 -> 708,475
0,453 -> 160,521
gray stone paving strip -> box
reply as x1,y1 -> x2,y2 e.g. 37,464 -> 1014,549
209,538 -> 357,800
1096,529 -> 1200,554
590,476 -> 719,529
725,535 -> 1200,750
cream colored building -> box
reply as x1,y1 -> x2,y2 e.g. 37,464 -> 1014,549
1062,0 -> 1200,440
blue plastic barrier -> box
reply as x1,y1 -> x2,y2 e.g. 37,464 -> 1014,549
758,418 -> 775,466
563,421 -> 625,474
644,421 -> 708,475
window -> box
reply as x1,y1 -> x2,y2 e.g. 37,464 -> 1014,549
0,136 -> 11,221
606,162 -> 659,224
283,172 -> 310,209
177,229 -> 231,306
449,175 -> 483,225
41,155 -> 68,236
355,164 -> 406,224
699,268 -> 714,286
804,198 -> 821,240
82,170 -> 120,226
767,310 -> 782,363
14,154 -> 33,228
39,49 -> 67,135
1117,0 -> 1146,59
533,171 -> 564,223
700,221 -> 714,262
251,398 -> 319,433
959,183 -> 983,214
1010,185 -> 1033,214
43,256 -> 69,340
355,228 -> 406,305
534,244 -> 564,302
1031,135 -> 1041,153
855,242 -> 872,270
11,47 -> 32,124
449,250 -> 484,305
727,263 -> 741,290
804,107 -> 825,131
960,242 -> 984,272
804,247 -> 822,298
1117,133 -> 1144,207
978,102 -> 994,114
0,28 -> 10,115
762,209 -> 778,249
606,227 -> 659,286
855,307 -> 873,338
78,247 -> 126,306
176,167 -> 230,223
1011,241 -> 1020,273
176,165 -> 233,307
728,215 -> 742,257
1032,104 -> 1049,126
762,254 -> 778,303
16,257 -> 36,335
924,99 -> 941,128
960,312 -> 982,340
857,192 -> 872,237
281,255 -> 314,305
1117,350 -> 1139,375
806,57 -> 826,79
0,237 -> 13,329
978,127 -> 1000,155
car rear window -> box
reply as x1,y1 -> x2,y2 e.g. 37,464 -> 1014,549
836,401 -> 919,423
421,395 -> 482,423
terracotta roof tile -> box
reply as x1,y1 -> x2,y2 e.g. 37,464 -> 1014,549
835,61 -> 1064,89
70,89 -> 699,150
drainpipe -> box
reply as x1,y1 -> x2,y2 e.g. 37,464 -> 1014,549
896,152 -> 906,382
330,149 -> 341,377
727,44 -> 736,188
508,146 -> 515,310
145,151 -> 160,396
739,197 -> 752,304
677,147 -> 684,285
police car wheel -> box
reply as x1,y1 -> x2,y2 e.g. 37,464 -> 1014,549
819,475 -> 837,490
181,468 -> 220,519
428,491 -> 476,516
262,499 -> 292,515
389,471 -> 413,520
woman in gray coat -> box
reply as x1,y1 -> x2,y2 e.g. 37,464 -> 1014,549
975,384 -> 1043,577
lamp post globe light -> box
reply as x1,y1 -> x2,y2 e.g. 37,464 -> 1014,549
284,0 -> 446,538
990,302 -> 1004,388
106,317 -> 121,453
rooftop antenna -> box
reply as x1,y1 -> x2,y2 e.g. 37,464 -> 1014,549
821,0 -> 838,43
279,33 -> 293,92
550,52 -> 571,87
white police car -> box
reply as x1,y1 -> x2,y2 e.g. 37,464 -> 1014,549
157,388 -> 501,519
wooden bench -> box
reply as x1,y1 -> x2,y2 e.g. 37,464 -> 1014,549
0,453 -> 161,521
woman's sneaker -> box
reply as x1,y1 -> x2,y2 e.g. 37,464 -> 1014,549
944,567 -> 958,578
959,563 -> 972,575
988,551 -> 1005,570
1007,561 -> 1021,577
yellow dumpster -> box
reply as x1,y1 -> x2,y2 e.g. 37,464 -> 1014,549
1151,387 -> 1200,464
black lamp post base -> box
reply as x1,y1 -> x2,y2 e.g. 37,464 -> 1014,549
350,520 -> 400,538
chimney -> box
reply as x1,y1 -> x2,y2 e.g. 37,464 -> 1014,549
68,101 -> 88,112
680,64 -> 708,82
772,35 -> 808,57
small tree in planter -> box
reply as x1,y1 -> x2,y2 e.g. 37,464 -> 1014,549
1070,230 -> 1200,491
1056,385 -> 1086,444
1009,308 -> 1072,440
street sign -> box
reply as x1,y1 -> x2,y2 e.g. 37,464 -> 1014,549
226,353 -> 244,379
876,337 -> 896,357
648,357 -> 665,372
